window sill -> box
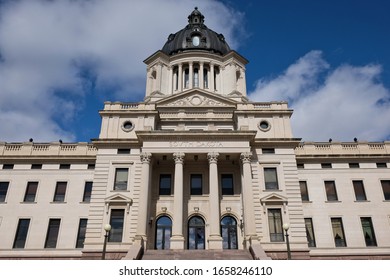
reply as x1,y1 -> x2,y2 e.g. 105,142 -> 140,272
50,202 -> 67,204
263,189 -> 281,192
325,200 -> 342,203
302,200 -> 312,203
79,201 -> 91,204
354,200 -> 370,202
20,202 -> 37,204
111,190 -> 130,192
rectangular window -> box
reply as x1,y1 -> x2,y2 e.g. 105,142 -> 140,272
262,148 -> 275,154
45,219 -> 61,248
268,209 -> 284,242
190,174 -> 203,195
321,163 -> 332,168
31,164 -> 42,169
76,219 -> 88,248
331,218 -> 346,247
304,218 -> 316,247
361,217 -> 377,246
24,182 -> 38,202
300,181 -> 309,201
297,163 -> 304,169
0,182 -> 9,202
117,149 -> 130,154
82,182 -> 93,202
325,181 -> 338,201
381,180 -> 390,200
203,69 -> 208,88
376,162 -> 387,168
264,168 -> 279,190
349,163 -> 360,168
109,209 -> 124,242
353,180 -> 367,201
13,219 -> 30,249
59,164 -> 70,169
159,174 -> 172,195
221,174 -> 234,195
114,168 -> 128,190
87,164 -> 95,170
2,164 -> 14,169
53,182 -> 67,202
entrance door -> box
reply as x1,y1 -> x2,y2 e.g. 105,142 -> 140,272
221,216 -> 238,249
155,216 -> 172,249
188,216 -> 205,249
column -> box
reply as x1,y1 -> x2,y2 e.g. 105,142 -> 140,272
178,63 -> 183,92
170,152 -> 185,249
210,63 -> 215,92
208,152 -> 223,249
199,62 -> 204,89
240,152 -> 258,247
135,152 -> 152,244
189,62 -> 193,89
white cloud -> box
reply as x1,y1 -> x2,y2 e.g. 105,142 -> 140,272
249,50 -> 390,142
0,0 -> 244,142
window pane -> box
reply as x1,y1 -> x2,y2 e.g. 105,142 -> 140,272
381,180 -> 390,200
45,219 -> 61,248
353,181 -> 367,201
191,174 -> 202,195
0,182 -> 9,202
325,181 -> 338,201
221,174 -> 234,195
109,209 -> 124,242
264,168 -> 279,190
24,182 -> 38,202
53,182 -> 67,202
268,209 -> 284,242
13,219 -> 30,248
331,218 -> 346,247
300,181 -> 309,201
76,219 -> 88,248
3,164 -> 14,169
159,174 -> 171,195
31,164 -> 42,169
361,217 -> 377,246
114,168 -> 128,190
83,182 -> 93,202
304,218 -> 316,247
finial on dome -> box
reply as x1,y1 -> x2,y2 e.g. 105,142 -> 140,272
188,7 -> 204,26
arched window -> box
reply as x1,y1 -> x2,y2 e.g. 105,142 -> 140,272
221,216 -> 238,249
184,68 -> 189,88
155,216 -> 172,249
188,216 -> 205,249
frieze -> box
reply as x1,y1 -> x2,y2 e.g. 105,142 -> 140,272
169,141 -> 223,148
164,95 -> 230,107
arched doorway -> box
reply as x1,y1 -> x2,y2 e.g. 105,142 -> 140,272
188,216 -> 205,249
221,216 -> 238,249
155,216 -> 172,250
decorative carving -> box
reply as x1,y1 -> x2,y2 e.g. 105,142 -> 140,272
164,94 -> 229,107
240,152 -> 252,164
207,152 -> 219,164
173,152 -> 185,164
170,141 -> 223,148
140,152 -> 152,163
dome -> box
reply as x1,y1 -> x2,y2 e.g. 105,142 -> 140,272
161,7 -> 231,56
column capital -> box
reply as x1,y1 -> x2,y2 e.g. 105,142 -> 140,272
240,152 -> 252,164
140,152 -> 152,163
173,152 -> 185,164
207,152 -> 219,164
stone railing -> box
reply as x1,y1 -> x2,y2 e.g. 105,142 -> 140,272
237,102 -> 289,111
295,141 -> 390,156
103,102 -> 155,111
0,142 -> 97,156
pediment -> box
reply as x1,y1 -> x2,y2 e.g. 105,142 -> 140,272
260,193 -> 288,205
104,193 -> 133,213
156,89 -> 237,108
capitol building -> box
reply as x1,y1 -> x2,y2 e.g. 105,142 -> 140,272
1,8 -> 389,260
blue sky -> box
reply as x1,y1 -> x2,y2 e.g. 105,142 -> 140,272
0,0 -> 389,142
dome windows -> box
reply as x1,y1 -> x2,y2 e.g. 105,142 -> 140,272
192,35 -> 200,47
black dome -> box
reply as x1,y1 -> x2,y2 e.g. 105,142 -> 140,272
162,7 -> 231,56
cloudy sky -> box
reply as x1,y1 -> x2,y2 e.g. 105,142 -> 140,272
0,0 -> 389,143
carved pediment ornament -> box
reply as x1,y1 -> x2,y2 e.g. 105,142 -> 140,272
165,94 -> 230,107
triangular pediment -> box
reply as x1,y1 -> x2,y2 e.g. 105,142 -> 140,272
260,193 -> 288,205
156,89 -> 237,108
104,193 -> 133,214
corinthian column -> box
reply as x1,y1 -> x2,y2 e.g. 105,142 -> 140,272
170,152 -> 185,249
135,152 -> 152,244
240,152 -> 258,247
208,152 -> 223,249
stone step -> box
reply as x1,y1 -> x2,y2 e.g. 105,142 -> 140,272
142,249 -> 253,260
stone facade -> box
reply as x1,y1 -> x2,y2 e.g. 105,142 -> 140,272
0,9 -> 389,260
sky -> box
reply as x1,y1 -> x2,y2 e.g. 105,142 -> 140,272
0,0 -> 389,143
